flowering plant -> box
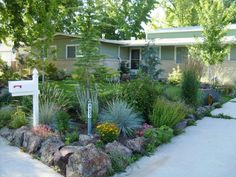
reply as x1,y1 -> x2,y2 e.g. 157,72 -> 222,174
32,124 -> 55,138
96,122 -> 119,143
136,123 -> 153,137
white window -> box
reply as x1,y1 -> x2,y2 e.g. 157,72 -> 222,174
66,45 -> 80,59
175,47 -> 188,64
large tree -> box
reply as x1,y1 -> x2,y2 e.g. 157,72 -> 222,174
161,0 -> 199,27
99,0 -> 157,40
0,0 -> 78,49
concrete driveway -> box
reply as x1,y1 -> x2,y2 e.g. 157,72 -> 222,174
0,137 -> 62,177
115,98 -> 236,177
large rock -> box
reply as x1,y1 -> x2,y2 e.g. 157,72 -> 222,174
78,134 -> 99,146
66,144 -> 111,177
105,140 -> 132,157
0,127 -> 14,141
22,131 -> 43,153
54,146 -> 81,176
12,126 -> 29,147
201,88 -> 220,105
125,137 -> 146,153
39,136 -> 64,165
174,120 -> 188,130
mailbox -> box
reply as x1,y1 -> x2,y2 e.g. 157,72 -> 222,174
8,80 -> 35,96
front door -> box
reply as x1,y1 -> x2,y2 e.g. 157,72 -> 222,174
130,49 -> 140,73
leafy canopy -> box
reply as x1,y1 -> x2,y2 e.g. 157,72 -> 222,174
194,0 -> 235,65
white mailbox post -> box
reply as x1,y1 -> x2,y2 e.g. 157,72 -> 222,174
8,69 -> 39,127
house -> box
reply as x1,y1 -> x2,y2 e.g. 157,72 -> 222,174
0,41 -> 16,67
48,25 -> 236,84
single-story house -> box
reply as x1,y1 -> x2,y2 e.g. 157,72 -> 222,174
46,25 -> 236,84
0,41 -> 16,67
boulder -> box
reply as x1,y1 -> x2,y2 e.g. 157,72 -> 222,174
39,136 -> 64,165
125,137 -> 146,153
66,144 -> 111,177
201,88 -> 220,105
174,120 -> 188,130
78,134 -> 99,146
0,127 -> 14,141
187,114 -> 196,121
54,146 -> 81,176
196,106 -> 208,116
22,131 -> 43,153
105,141 -> 132,157
12,126 -> 29,147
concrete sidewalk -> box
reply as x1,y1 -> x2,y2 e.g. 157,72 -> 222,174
211,98 -> 236,118
115,98 -> 236,177
0,137 -> 62,177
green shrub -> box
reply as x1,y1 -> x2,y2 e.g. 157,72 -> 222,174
0,106 -> 15,128
181,59 -> 202,105
0,88 -> 12,106
40,83 -> 71,111
39,101 -> 59,125
76,85 -> 98,124
56,111 -> 70,134
150,98 -> 188,128
167,66 -> 182,85
108,151 -> 133,174
143,128 -> 160,153
157,125 -> 174,143
96,122 -> 119,143
99,100 -> 143,137
9,107 -> 28,129
122,74 -> 159,118
98,84 -> 122,107
65,131 -> 79,145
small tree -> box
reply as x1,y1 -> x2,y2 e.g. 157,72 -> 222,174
74,0 -> 104,89
140,44 -> 163,80
190,0 -> 235,84
195,0 -> 235,65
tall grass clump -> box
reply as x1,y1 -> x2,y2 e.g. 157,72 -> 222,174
39,101 -> 59,125
40,83 -> 71,110
99,100 -> 143,137
76,85 -> 98,124
150,98 -> 189,128
181,59 -> 203,105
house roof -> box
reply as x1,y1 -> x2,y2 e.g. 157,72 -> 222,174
148,24 -> 236,34
54,28 -> 236,47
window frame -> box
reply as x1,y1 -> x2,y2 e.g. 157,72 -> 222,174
160,46 -> 175,61
66,44 -> 80,59
175,46 -> 189,64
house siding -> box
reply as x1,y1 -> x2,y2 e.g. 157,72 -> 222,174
147,28 -> 236,40
52,36 -> 80,60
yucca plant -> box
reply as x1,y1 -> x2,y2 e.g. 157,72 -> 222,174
39,101 -> 59,125
76,85 -> 98,124
99,100 -> 144,137
40,83 -> 71,111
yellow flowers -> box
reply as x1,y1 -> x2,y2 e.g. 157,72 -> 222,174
96,122 -> 119,143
